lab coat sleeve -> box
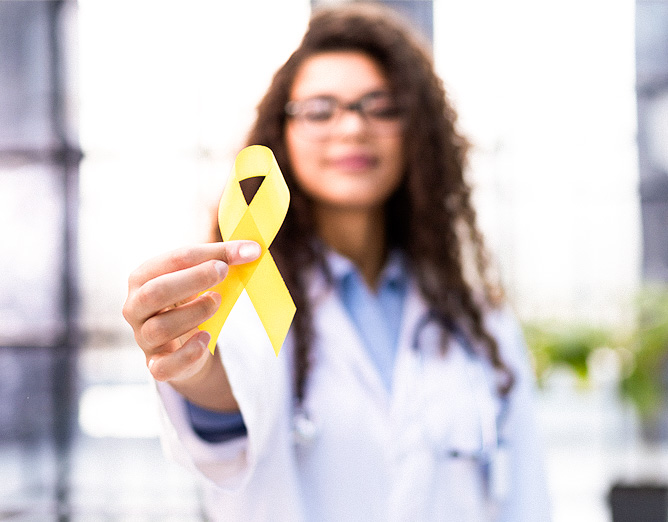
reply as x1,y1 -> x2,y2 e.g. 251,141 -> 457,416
488,309 -> 553,522
155,380 -> 251,489
154,291 -> 294,492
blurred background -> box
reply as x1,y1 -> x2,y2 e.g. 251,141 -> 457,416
0,0 -> 666,520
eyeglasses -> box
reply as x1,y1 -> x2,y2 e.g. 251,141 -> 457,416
285,90 -> 404,141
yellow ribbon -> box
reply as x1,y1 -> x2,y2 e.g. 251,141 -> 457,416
198,145 -> 295,356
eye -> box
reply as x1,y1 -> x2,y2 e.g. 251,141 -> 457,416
361,93 -> 401,120
299,97 -> 337,123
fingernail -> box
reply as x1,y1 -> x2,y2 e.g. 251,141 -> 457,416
239,241 -> 261,261
148,358 -> 155,370
213,260 -> 227,278
198,331 -> 212,349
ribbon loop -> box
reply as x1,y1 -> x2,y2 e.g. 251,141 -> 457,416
199,145 -> 295,356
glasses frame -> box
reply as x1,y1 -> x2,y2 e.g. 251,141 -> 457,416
285,90 -> 405,141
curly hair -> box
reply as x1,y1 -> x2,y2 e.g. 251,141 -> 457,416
215,3 -> 513,404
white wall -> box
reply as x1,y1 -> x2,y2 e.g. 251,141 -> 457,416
434,0 -> 641,326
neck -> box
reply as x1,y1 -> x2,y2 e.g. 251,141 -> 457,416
315,206 -> 387,289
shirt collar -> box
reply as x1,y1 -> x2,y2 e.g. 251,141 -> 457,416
324,248 -> 408,292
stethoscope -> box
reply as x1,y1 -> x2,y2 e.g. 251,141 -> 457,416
411,312 -> 509,457
411,311 -> 511,501
292,405 -> 318,447
290,310 -> 510,498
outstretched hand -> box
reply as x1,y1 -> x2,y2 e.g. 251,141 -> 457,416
122,240 -> 261,409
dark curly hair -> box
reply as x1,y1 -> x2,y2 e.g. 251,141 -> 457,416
214,3 -> 513,405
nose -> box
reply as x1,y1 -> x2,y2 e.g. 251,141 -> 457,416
331,106 -> 368,138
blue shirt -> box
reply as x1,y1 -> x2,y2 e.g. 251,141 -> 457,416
186,250 -> 408,442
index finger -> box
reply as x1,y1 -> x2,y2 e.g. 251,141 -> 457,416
129,240 -> 261,289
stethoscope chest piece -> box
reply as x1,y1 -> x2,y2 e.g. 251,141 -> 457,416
293,408 -> 318,446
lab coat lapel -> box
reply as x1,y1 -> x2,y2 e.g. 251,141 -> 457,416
391,278 -> 429,405
308,269 -> 391,409
310,272 -> 430,410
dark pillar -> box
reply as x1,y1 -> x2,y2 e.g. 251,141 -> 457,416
0,1 -> 80,519
636,1 -> 668,281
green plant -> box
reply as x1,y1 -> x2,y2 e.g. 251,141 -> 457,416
523,322 -> 616,387
619,286 -> 668,422
522,285 -> 668,424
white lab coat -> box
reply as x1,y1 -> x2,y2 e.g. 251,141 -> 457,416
156,269 -> 551,521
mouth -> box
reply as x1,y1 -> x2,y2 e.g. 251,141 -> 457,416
330,154 -> 378,171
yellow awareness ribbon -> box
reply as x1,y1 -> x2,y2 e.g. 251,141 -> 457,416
198,145 -> 295,356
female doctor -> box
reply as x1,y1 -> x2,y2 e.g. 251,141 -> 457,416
123,3 -> 551,521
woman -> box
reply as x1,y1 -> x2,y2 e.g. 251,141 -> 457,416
123,3 -> 551,521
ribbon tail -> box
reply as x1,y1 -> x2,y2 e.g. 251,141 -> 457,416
198,266 -> 244,354
245,252 -> 296,356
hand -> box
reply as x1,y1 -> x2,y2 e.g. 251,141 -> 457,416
122,241 -> 261,408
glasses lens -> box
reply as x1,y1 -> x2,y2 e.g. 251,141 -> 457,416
290,97 -> 336,123
359,93 -> 402,122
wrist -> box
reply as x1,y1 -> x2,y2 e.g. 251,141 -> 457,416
170,347 -> 239,412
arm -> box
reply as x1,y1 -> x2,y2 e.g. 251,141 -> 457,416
122,240 -> 261,412
124,240 -> 298,498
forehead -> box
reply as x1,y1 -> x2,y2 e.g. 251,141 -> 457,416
290,51 -> 389,99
